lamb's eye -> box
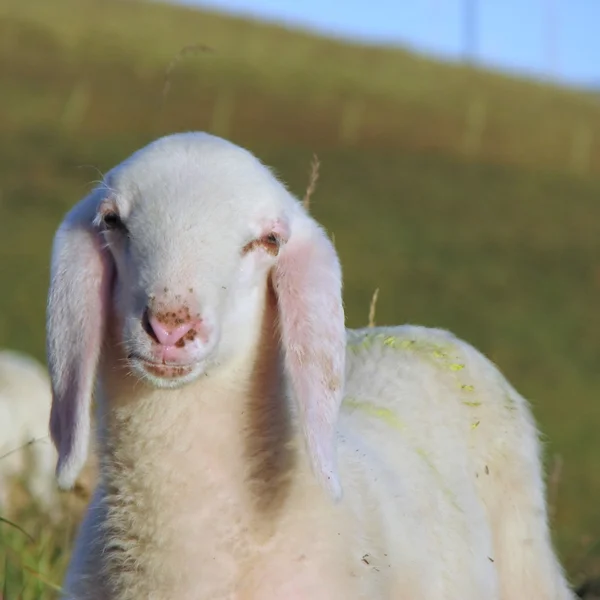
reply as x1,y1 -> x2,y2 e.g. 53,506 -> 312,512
241,232 -> 281,256
102,212 -> 127,232
260,233 -> 280,255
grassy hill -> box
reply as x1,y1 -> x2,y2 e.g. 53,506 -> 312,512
0,0 -> 599,595
2,0 -> 600,173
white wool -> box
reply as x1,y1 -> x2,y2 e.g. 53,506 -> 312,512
0,349 -> 59,517
46,132 -> 575,600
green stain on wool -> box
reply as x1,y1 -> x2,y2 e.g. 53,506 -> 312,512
342,396 -> 463,513
343,397 -> 406,432
414,447 -> 463,513
349,331 -> 462,369
360,337 -> 373,350
383,335 -> 399,347
348,331 -> 477,402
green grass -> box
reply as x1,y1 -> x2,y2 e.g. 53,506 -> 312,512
1,511 -> 71,599
0,0 -> 599,595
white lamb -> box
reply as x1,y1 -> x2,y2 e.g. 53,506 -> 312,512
46,131 -> 575,599
0,348 -> 59,517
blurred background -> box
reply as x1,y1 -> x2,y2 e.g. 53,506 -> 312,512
0,0 -> 599,596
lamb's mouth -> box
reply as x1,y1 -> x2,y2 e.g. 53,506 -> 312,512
142,362 -> 194,379
127,353 -> 196,381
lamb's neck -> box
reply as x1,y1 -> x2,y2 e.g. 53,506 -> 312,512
100,354 -> 298,522
96,353 -> 309,598
106,371 -> 242,480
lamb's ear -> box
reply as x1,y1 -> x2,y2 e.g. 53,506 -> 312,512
272,210 -> 346,501
47,190 -> 113,490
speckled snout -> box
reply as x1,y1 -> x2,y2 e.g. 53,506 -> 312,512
140,292 -> 210,365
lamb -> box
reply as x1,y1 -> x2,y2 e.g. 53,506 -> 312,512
46,131 -> 575,599
0,349 -> 97,520
0,348 -> 61,517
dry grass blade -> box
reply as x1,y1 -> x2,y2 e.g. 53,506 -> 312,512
162,43 -> 215,99
368,288 -> 380,328
0,516 -> 34,543
0,436 -> 48,461
21,565 -> 63,593
4,545 -> 64,593
303,153 -> 320,211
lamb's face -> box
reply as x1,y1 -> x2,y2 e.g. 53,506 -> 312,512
97,135 -> 293,388
49,131 -> 345,495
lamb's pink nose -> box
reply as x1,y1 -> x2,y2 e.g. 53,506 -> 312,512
145,311 -> 197,347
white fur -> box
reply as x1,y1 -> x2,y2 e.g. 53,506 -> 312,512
47,132 -> 575,599
0,349 -> 60,517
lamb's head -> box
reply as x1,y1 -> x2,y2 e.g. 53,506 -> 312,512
89,134 -> 301,388
46,132 -> 346,500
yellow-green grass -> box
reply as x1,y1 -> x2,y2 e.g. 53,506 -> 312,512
1,0 -> 600,174
0,0 -> 599,595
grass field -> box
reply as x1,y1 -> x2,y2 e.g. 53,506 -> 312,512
1,0 -> 599,595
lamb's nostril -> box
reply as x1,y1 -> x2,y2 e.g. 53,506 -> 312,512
142,307 -> 159,343
143,307 -> 198,347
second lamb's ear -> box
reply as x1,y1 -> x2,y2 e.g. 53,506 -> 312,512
47,190 -> 113,490
271,210 -> 346,501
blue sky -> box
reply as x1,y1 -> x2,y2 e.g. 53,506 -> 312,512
170,0 -> 599,89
